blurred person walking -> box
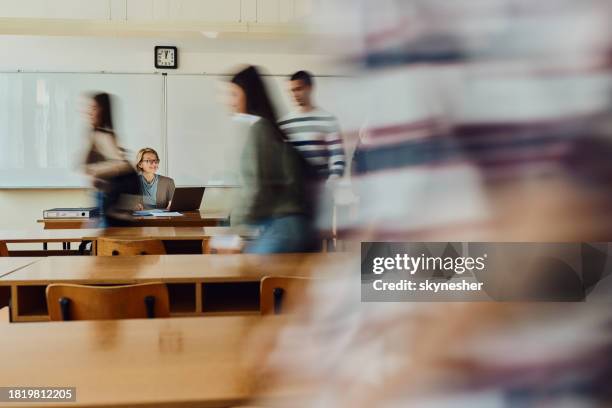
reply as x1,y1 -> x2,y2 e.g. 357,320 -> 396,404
227,66 -> 318,253
279,70 -> 346,245
83,92 -> 139,227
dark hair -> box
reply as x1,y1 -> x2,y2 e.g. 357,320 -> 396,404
91,92 -> 114,131
231,66 -> 279,124
289,70 -> 314,87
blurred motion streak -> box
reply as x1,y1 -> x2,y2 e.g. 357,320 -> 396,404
242,1 -> 612,407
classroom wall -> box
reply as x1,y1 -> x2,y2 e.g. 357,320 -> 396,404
0,0 -> 313,23
0,34 -> 338,229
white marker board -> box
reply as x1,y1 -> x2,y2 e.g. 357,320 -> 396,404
0,72 -> 363,188
0,72 -> 164,188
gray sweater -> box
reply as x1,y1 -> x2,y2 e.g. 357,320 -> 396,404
232,117 -> 307,225
138,174 -> 175,209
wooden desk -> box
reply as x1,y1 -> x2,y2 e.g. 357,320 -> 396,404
86,226 -> 253,241
0,227 -> 251,244
0,253 -> 346,322
0,258 -> 42,279
0,229 -> 101,245
37,210 -> 230,230
0,227 -> 255,256
0,316 -> 258,407
0,258 -> 42,309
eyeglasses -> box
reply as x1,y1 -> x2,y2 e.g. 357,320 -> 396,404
142,160 -> 160,164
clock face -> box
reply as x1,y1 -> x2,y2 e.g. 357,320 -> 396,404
155,46 -> 178,69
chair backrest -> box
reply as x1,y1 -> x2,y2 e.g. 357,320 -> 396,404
97,238 -> 166,256
260,276 -> 312,315
46,282 -> 170,321
0,242 -> 8,257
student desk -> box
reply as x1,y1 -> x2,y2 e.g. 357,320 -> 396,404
37,210 -> 231,230
0,257 -> 43,309
35,211 -> 231,251
0,257 -> 43,279
0,316 -> 260,407
0,253 -> 344,322
0,229 -> 100,245
0,227 -> 254,256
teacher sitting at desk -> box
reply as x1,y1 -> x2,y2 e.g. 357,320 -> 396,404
135,147 -> 175,210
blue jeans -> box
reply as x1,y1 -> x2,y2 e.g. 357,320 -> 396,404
94,190 -> 108,228
246,215 -> 316,254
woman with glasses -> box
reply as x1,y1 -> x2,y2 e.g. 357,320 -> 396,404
134,147 -> 175,210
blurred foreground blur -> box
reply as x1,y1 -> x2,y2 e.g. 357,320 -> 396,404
241,1 -> 612,406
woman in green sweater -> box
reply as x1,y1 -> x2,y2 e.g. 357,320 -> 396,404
228,66 -> 318,253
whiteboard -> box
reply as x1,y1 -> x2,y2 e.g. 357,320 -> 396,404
0,73 -> 164,187
0,72 -> 363,188
167,74 -> 365,186
166,75 -> 238,186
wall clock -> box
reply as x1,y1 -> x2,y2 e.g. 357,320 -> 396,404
155,46 -> 178,69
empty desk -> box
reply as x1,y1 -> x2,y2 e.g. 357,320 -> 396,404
0,316 -> 260,407
0,253 -> 347,322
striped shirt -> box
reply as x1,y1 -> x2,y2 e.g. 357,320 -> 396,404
279,109 -> 345,179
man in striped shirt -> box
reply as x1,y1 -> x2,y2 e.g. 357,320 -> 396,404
279,71 -> 345,181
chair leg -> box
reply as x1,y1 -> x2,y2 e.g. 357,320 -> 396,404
273,288 -> 284,315
59,297 -> 71,321
144,296 -> 156,318
78,241 -> 90,255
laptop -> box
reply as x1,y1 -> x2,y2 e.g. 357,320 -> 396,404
167,187 -> 205,212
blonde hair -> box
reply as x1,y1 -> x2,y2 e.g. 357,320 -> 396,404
135,148 -> 160,173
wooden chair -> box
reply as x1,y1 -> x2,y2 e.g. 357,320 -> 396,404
46,282 -> 170,321
96,238 -> 166,256
0,242 -> 8,257
260,276 -> 312,315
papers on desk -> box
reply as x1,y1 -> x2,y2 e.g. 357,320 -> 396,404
133,209 -> 164,216
133,210 -> 183,217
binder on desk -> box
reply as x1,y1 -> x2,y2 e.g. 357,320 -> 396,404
43,207 -> 100,219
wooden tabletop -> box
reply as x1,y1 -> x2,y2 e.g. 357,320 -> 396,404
0,258 -> 42,278
37,210 -> 231,230
0,227 -> 255,244
0,316 -> 259,407
0,253 -> 346,285
0,229 -> 101,244
86,226 -> 256,241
